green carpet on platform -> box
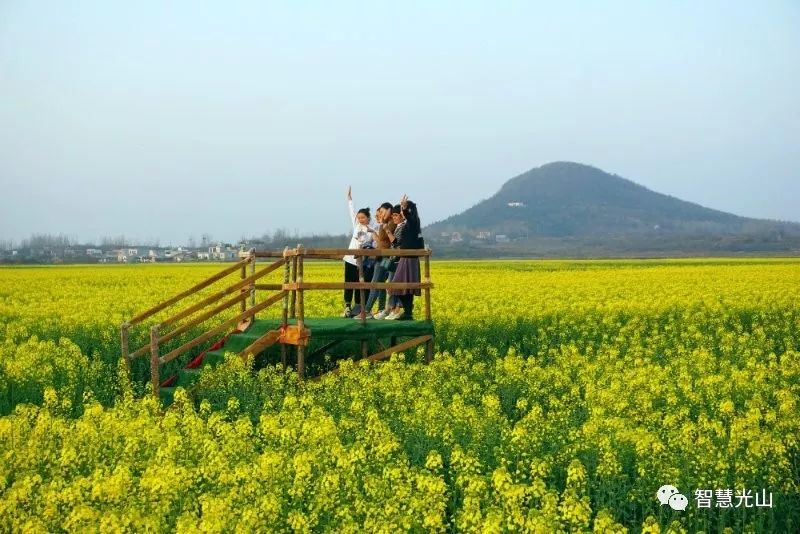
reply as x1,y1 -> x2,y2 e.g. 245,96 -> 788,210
206,317 -> 434,358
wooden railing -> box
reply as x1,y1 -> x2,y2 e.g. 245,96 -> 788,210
121,249 -> 288,395
270,245 -> 434,377
122,245 -> 433,394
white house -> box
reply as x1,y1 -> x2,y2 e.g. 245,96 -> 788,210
209,243 -> 237,261
216,250 -> 237,261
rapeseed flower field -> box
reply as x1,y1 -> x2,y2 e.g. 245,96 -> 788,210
0,259 -> 798,532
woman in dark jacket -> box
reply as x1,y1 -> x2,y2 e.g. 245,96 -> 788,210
386,195 -> 424,320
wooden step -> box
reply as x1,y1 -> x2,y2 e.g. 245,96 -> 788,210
238,329 -> 282,358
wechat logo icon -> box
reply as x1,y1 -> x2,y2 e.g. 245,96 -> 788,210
657,484 -> 688,511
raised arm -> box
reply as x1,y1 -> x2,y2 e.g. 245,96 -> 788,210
346,186 -> 357,229
401,195 -> 421,235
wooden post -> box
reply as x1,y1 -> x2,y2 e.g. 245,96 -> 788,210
361,340 -> 368,359
296,245 -> 306,380
423,247 -> 431,321
290,244 -> 299,318
120,322 -> 130,373
150,324 -> 160,397
281,247 -> 289,369
249,248 -> 256,307
357,255 -> 366,323
240,258 -> 247,314
423,247 -> 433,362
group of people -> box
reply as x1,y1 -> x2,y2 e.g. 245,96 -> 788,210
342,186 -> 424,321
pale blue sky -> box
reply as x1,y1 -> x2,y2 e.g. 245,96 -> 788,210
1,1 -> 798,245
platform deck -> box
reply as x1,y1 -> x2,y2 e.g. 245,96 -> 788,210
207,317 -> 434,356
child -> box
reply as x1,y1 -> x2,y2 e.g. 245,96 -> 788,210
342,186 -> 376,317
386,196 -> 423,320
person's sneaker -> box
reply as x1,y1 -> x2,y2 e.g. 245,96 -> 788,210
352,312 -> 373,320
341,306 -> 351,318
385,310 -> 402,320
373,310 -> 389,320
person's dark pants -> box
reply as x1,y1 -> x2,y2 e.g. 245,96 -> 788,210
399,294 -> 414,319
343,261 -> 358,307
343,261 -> 374,310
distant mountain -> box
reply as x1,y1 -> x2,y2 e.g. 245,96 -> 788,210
428,162 -> 788,237
425,162 -> 800,257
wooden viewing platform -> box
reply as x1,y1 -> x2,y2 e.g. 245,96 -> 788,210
121,246 -> 434,400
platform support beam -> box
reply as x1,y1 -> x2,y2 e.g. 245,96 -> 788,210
357,255 -> 366,322
423,247 -> 432,321
120,322 -> 130,373
239,259 -> 247,314
281,247 -> 290,369
296,245 -> 306,379
290,254 -> 298,318
368,335 -> 432,365
249,248 -> 256,308
150,325 -> 160,397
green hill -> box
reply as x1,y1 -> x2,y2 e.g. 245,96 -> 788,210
425,162 -> 800,256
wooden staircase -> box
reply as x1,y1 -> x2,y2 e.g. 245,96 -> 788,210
121,245 -> 435,406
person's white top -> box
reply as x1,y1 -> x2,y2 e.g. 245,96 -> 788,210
343,198 -> 375,265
